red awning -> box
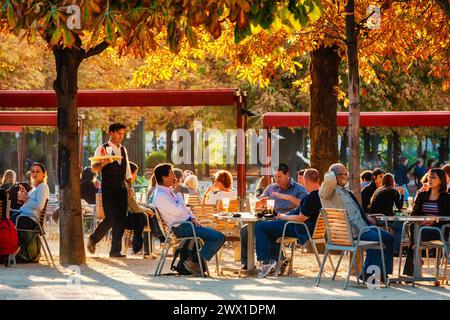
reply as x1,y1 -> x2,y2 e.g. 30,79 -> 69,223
263,111 -> 450,128
0,111 -> 57,126
0,126 -> 23,132
0,89 -> 239,108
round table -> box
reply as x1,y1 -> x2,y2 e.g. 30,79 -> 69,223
375,215 -> 450,284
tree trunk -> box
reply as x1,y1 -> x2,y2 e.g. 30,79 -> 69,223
362,128 -> 371,164
417,135 -> 423,158
393,130 -> 401,170
345,0 -> 361,199
53,45 -> 85,266
166,125 -> 174,165
370,132 -> 379,164
387,134 -> 393,172
309,45 -> 341,179
339,128 -> 348,165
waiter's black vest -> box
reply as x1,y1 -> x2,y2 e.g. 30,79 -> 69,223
101,143 -> 127,189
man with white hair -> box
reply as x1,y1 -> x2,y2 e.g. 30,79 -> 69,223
319,163 -> 394,281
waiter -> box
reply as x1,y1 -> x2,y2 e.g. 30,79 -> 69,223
87,123 -> 132,258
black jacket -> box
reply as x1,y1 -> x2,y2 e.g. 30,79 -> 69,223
369,187 -> 404,216
361,182 -> 377,213
412,190 -> 450,227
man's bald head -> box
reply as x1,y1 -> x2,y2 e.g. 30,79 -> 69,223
329,163 -> 348,186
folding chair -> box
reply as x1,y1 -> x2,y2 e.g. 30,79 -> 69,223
12,199 -> 56,267
412,225 -> 449,287
316,208 -> 388,289
153,206 -> 211,277
275,214 -> 335,276
440,224 -> 450,285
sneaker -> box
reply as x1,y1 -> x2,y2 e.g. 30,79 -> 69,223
257,260 -> 277,278
183,259 -> 202,276
87,237 -> 96,254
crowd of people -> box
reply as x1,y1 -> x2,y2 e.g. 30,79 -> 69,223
1,122 -> 449,282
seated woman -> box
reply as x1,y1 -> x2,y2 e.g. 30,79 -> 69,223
80,167 -> 99,205
369,173 -> 405,254
403,168 -> 450,276
184,174 -> 200,196
0,169 -> 17,191
10,163 -> 50,230
201,170 -> 237,206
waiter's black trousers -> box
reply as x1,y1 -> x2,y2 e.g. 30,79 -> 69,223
90,186 -> 128,254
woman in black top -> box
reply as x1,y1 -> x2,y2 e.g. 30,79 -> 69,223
80,167 -> 99,204
403,168 -> 450,276
361,168 -> 385,213
369,173 -> 405,216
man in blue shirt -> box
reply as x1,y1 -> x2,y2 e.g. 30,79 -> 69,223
255,168 -> 322,278
240,163 -> 307,270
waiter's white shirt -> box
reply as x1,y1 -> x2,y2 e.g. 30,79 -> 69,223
93,140 -> 132,180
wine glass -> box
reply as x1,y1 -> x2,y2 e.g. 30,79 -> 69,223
249,197 -> 257,215
106,146 -> 113,156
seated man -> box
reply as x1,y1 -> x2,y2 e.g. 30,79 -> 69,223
152,163 -> 225,275
240,162 -> 307,269
319,163 -> 394,281
125,162 -> 154,255
255,169 -> 322,278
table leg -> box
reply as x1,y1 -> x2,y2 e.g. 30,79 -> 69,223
413,222 -> 421,284
247,221 -> 255,272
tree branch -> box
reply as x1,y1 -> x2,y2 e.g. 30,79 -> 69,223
83,41 -> 110,60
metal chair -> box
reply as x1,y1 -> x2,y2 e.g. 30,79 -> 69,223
122,210 -> 156,259
440,224 -> 449,285
412,225 -> 449,287
12,199 -> 56,267
315,208 -> 388,289
153,206 -> 210,277
275,214 -> 335,276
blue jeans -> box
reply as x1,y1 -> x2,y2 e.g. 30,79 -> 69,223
388,221 -> 404,255
173,223 -> 225,261
255,220 -> 311,263
359,228 -> 394,275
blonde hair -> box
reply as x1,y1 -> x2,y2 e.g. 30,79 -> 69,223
185,175 -> 199,190
2,169 -> 16,185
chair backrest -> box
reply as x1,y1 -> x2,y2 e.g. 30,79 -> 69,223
38,199 -> 49,228
152,206 -> 169,238
191,205 -> 217,221
95,193 -> 105,220
217,199 -> 240,212
188,195 -> 200,206
320,208 -> 354,247
311,213 -> 327,240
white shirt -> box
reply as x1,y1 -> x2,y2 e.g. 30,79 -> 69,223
204,189 -> 238,205
93,140 -> 132,180
19,182 -> 50,223
152,185 -> 194,227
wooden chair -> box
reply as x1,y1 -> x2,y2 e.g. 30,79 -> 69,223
12,199 -> 56,267
315,208 -> 387,289
275,214 -> 335,276
188,195 -> 200,206
190,205 -> 216,228
153,206 -> 217,277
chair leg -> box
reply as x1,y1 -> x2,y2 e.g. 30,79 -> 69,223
215,252 -> 220,276
332,252 -> 345,281
315,248 -> 329,287
310,241 -> 322,268
154,234 -> 172,276
288,243 -> 295,276
275,239 -> 285,276
41,234 -> 56,267
193,237 -> 205,277
38,234 -> 51,266
398,244 -> 404,279
345,249 -> 358,290
426,248 -> 430,268
435,247 -> 441,280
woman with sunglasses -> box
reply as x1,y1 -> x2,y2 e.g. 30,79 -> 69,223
10,162 -> 50,230
403,168 -> 450,276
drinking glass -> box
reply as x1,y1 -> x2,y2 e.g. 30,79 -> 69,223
222,197 -> 230,213
106,147 -> 113,155
183,193 -> 190,206
249,197 -> 257,215
407,196 -> 413,209
266,199 -> 275,214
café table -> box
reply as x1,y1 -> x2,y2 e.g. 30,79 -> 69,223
213,211 -> 265,274
375,215 -> 450,285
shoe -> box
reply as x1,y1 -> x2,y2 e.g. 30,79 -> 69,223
183,259 -> 202,276
109,252 -> 127,258
257,260 -> 277,278
87,237 -> 96,254
278,258 -> 291,276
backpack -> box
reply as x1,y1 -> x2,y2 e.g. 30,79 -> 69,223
170,239 -> 207,276
0,190 -> 19,266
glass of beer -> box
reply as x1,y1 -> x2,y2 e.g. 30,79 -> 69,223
222,197 -> 230,213
266,199 -> 275,214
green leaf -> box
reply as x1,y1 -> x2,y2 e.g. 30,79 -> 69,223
62,25 -> 75,48
185,25 -> 198,48
104,15 -> 116,45
234,24 -> 251,44
50,26 -> 63,46
6,2 -> 18,28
